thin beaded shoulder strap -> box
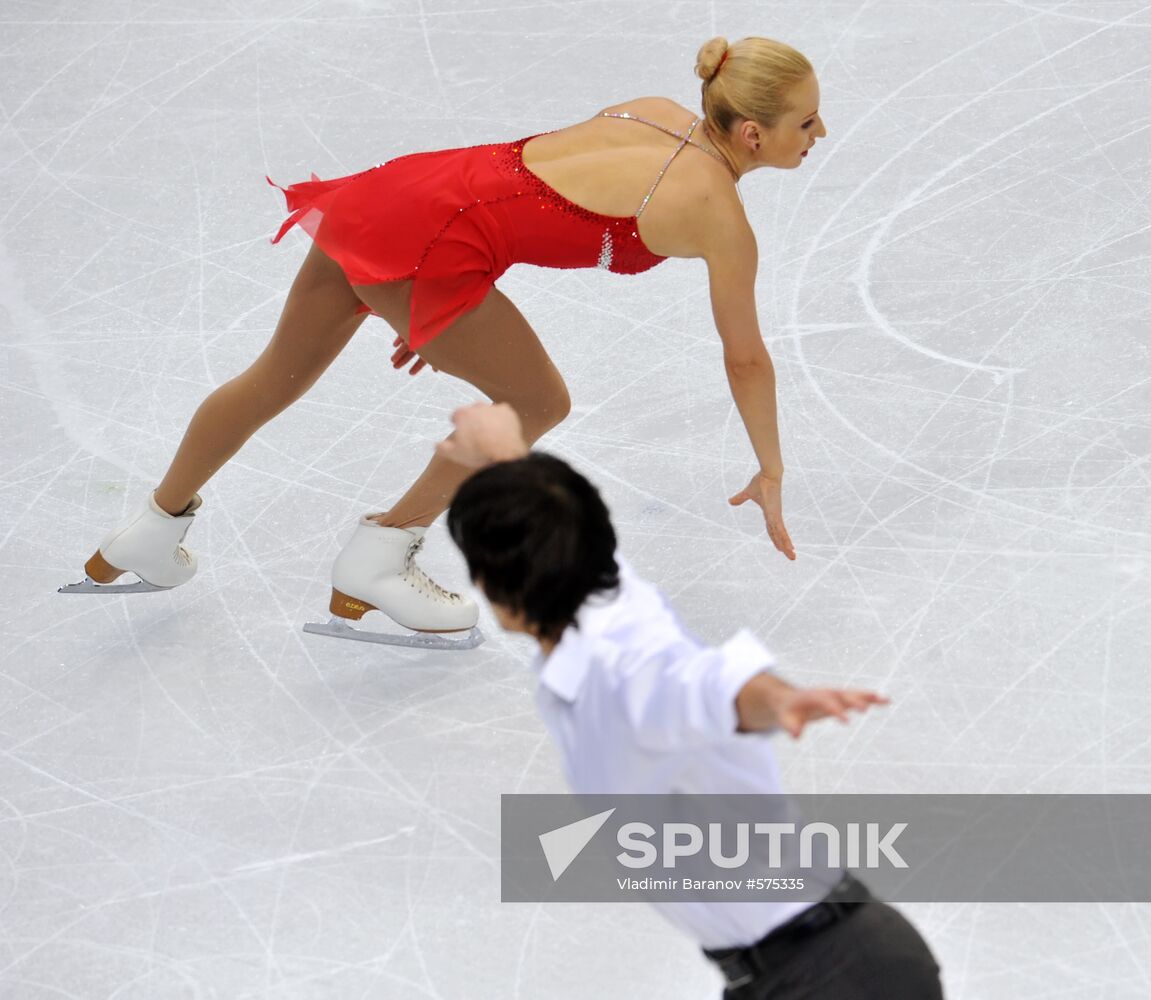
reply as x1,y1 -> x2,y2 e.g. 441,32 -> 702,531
599,111 -> 732,216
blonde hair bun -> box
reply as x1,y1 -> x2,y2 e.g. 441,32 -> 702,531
697,36 -> 814,130
695,37 -> 730,83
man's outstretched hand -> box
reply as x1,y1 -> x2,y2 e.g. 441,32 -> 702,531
737,672 -> 888,736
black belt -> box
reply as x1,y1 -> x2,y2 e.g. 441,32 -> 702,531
703,874 -> 871,990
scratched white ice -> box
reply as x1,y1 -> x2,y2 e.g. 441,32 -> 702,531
1,0 -> 1149,997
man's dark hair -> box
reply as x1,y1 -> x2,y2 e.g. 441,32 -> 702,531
447,452 -> 620,644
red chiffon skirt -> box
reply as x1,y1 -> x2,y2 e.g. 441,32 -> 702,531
268,145 -> 516,350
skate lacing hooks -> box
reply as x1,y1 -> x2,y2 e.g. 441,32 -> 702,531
403,537 -> 463,603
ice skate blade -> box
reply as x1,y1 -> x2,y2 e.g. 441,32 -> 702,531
303,617 -> 485,651
58,576 -> 171,595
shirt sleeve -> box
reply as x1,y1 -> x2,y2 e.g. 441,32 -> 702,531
618,628 -> 777,751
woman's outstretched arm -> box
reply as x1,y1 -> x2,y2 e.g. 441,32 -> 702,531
703,211 -> 795,559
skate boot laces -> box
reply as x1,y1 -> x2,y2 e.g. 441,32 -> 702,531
403,536 -> 464,604
173,525 -> 194,567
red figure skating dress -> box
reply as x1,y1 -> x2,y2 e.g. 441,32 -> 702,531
269,114 -> 721,349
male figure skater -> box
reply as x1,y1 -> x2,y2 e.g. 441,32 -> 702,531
441,403 -> 943,999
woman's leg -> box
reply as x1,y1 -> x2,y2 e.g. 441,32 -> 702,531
351,281 -> 571,529
153,243 -> 367,514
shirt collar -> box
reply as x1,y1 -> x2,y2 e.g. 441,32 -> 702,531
537,586 -> 621,702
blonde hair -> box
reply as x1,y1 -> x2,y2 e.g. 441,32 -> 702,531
695,36 -> 814,131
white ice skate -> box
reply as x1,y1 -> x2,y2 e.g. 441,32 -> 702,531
58,493 -> 201,594
303,520 -> 484,651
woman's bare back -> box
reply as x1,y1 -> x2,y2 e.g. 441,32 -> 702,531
521,96 -> 741,260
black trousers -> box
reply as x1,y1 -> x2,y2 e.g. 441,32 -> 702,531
707,886 -> 943,999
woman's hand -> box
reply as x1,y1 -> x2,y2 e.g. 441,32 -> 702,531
729,473 -> 796,560
391,336 -> 430,376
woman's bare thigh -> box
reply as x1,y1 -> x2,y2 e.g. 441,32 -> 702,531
352,282 -> 569,410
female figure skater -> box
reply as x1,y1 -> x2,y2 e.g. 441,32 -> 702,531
63,37 -> 827,646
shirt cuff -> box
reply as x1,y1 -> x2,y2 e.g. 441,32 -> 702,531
713,629 -> 777,733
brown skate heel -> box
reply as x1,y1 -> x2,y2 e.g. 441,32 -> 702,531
84,549 -> 125,584
329,588 -> 377,621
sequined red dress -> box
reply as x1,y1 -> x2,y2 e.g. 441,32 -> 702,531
269,115 -> 712,349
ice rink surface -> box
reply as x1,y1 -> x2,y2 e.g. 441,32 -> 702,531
2,0 -> 1150,996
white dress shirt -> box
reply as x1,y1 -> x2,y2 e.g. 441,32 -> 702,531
533,558 -> 820,949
